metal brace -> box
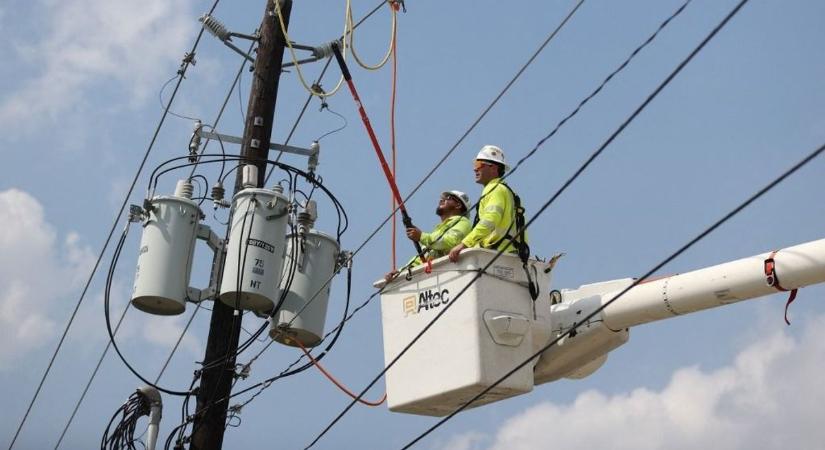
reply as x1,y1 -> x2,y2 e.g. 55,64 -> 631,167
196,129 -> 319,158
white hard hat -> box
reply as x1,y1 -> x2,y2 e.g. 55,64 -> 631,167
476,145 -> 508,170
442,190 -> 471,213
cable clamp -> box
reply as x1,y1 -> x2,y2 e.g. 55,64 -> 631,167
390,0 -> 406,13
178,52 -> 196,76
763,249 -> 799,325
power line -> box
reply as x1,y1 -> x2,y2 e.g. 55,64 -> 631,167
304,0 -> 749,446
53,305 -> 132,449
6,0 -> 222,446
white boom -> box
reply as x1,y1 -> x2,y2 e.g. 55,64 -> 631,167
599,238 -> 825,330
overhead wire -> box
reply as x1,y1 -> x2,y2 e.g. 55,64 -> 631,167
275,0 -> 350,98
390,15 -> 399,271
263,0 -> 391,182
304,0 -> 746,446
6,0 -> 221,444
282,335 -> 386,406
159,76 -> 200,122
347,0 -> 397,70
188,39 -> 256,179
53,304 -> 133,449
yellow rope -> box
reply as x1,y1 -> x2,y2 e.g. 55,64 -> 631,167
273,0 -> 349,98
347,1 -> 397,71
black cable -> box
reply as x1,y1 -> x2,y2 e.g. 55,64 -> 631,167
219,265 -> 359,407
315,106 -> 348,142
191,261 -> 356,420
6,0 -> 221,444
54,304 -> 133,449
304,0 -> 749,446
101,392 -> 149,450
103,224 -> 191,396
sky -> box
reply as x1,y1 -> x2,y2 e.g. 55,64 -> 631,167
1,0 -> 825,449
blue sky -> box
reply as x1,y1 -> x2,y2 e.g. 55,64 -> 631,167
2,0 -> 825,448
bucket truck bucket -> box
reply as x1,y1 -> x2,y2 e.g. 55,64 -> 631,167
374,248 -> 554,416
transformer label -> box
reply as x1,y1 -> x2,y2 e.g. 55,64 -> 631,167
247,238 -> 275,254
252,258 -> 265,275
403,288 -> 450,317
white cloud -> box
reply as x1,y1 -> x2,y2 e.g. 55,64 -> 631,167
141,312 -> 202,357
0,0 -> 195,130
439,315 -> 825,450
0,189 -> 94,369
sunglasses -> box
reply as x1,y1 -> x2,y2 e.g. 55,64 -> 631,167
473,160 -> 495,170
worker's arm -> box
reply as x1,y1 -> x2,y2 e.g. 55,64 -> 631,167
461,185 -> 507,247
420,216 -> 471,251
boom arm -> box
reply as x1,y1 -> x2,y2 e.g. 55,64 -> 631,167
600,238 -> 825,330
535,238 -> 825,384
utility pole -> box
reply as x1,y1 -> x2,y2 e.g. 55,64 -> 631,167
190,1 -> 292,448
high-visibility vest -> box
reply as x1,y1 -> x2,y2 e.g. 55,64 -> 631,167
407,215 -> 472,266
462,178 -> 528,255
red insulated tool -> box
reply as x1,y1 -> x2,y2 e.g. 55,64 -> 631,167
330,41 -> 425,262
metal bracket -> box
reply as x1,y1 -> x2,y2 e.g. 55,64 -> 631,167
197,224 -> 224,252
196,129 -> 319,158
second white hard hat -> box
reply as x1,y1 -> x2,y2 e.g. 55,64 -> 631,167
442,190 -> 471,213
476,145 -> 508,170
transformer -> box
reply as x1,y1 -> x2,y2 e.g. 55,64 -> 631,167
271,229 -> 340,347
131,180 -> 201,315
219,187 -> 289,312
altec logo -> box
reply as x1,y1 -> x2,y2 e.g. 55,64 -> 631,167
403,288 -> 451,317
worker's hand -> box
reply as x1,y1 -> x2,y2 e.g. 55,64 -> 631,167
384,270 -> 398,283
406,227 -> 422,242
448,243 -> 466,262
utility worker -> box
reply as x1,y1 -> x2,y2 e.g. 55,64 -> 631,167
448,145 -> 528,262
385,190 -> 472,281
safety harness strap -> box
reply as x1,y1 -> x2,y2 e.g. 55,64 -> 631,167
475,182 -> 538,300
764,249 -> 798,325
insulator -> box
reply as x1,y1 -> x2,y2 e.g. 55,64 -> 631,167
200,14 -> 230,42
211,182 -> 226,210
313,41 -> 335,59
211,181 -> 225,201
188,120 -> 202,163
174,179 -> 194,199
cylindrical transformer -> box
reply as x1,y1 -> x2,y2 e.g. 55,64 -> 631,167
271,230 -> 340,347
131,194 -> 201,315
219,188 -> 289,312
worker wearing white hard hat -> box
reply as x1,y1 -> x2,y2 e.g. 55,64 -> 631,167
449,145 -> 528,262
385,190 -> 472,281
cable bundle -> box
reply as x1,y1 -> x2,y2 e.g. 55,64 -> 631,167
101,392 -> 150,450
